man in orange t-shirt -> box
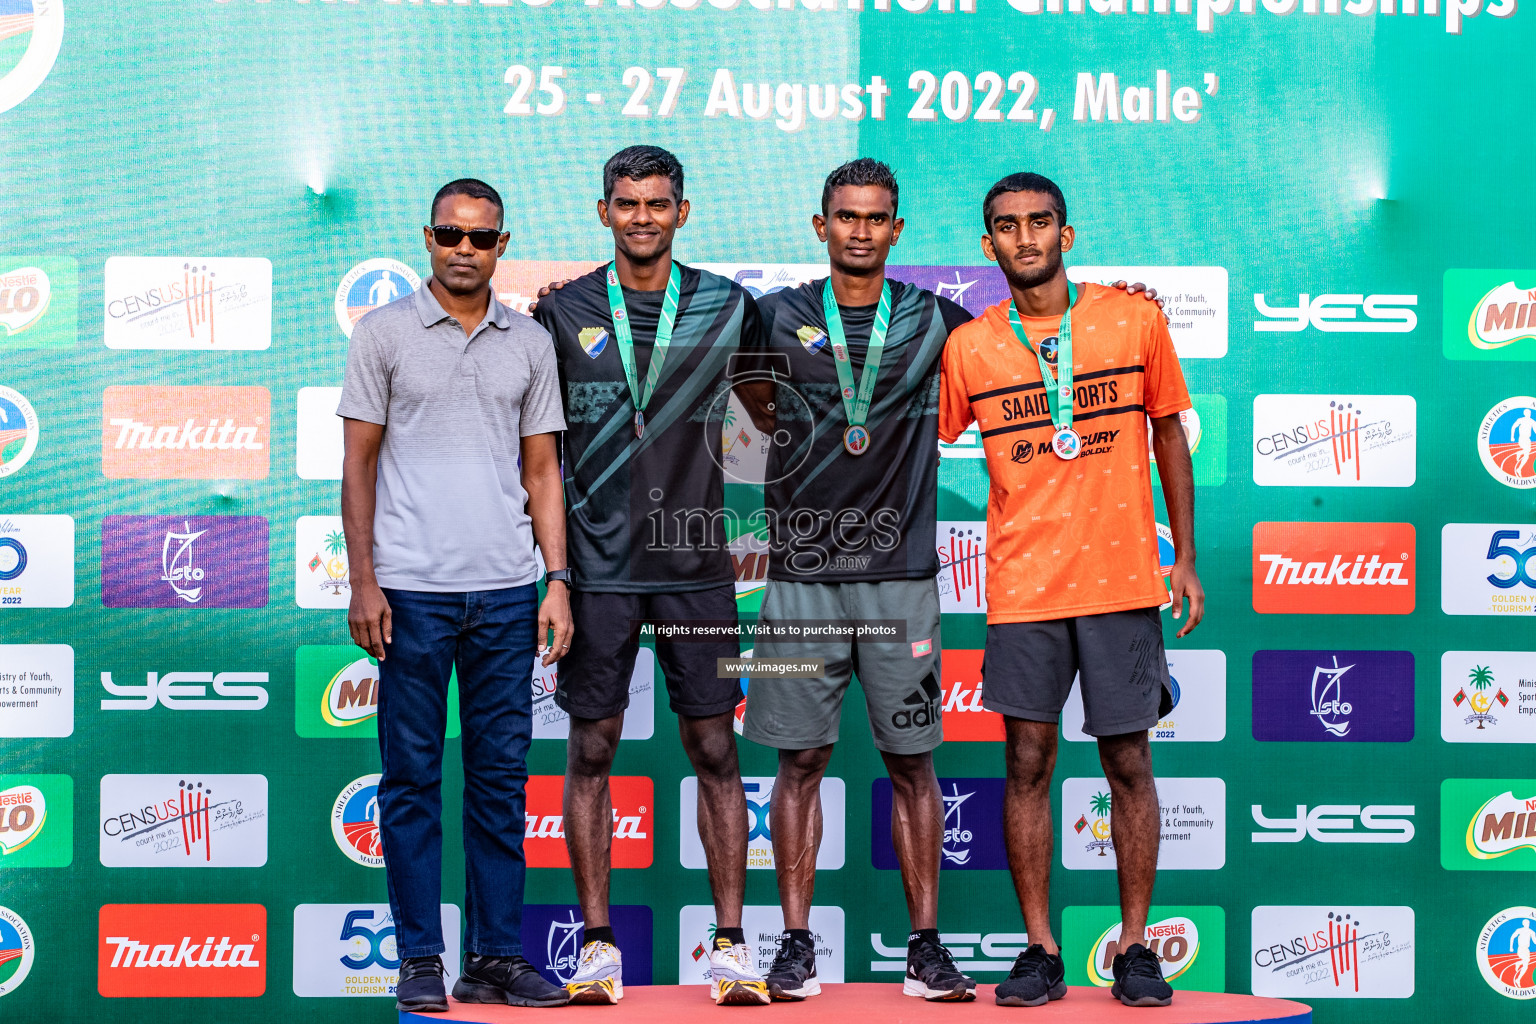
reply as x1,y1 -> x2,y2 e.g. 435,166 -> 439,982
938,172 -> 1204,1009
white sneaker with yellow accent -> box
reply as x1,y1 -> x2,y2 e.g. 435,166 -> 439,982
709,939 -> 770,1006
566,940 -> 623,1005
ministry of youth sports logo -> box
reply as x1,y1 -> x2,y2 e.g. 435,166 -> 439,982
0,0 -> 63,116
1479,397 -> 1536,489
335,259 -> 420,338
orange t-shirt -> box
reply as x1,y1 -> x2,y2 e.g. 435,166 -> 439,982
938,283 -> 1191,624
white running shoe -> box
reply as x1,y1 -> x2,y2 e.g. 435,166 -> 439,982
708,939 -> 770,1005
566,940 -> 623,1004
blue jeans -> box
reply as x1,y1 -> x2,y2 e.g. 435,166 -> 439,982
377,585 -> 538,958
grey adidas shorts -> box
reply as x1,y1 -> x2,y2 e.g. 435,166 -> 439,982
741,578 -> 943,755
981,605 -> 1174,737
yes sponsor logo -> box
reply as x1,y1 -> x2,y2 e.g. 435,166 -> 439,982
1442,779 -> 1536,870
336,258 -> 420,336
1442,652 -> 1536,742
683,775 -> 841,870
0,257 -> 76,348
0,906 -> 34,997
492,259 -> 600,315
1065,649 -> 1227,742
103,257 -> 272,350
1251,803 -> 1415,844
0,643 -> 72,737
1250,905 -> 1414,998
332,774 -> 382,868
295,645 -> 461,739
1478,397 -> 1536,489
1253,291 -> 1417,333
522,905 -> 651,987
1442,523 -> 1536,616
101,515 -> 269,608
939,649 -> 1003,741
0,385 -> 38,477
1252,394 -> 1415,487
1070,265 -> 1229,358
1064,906 -> 1225,992
100,774 -> 268,868
680,905 -> 843,985
0,774 -> 70,867
525,775 -> 652,868
0,0 -> 63,116
1063,777 -> 1225,871
937,521 -> 985,613
1444,270 -> 1536,360
295,387 -> 343,480
291,904 -> 461,998
0,515 -> 73,608
100,669 -> 269,712
533,649 -> 653,740
1252,521 -> 1415,615
1251,650 -> 1414,742
874,777 -> 1006,870
295,515 -> 352,609
1478,906 -> 1536,1000
101,386 -> 269,479
870,928 -> 1025,976
98,903 -> 266,997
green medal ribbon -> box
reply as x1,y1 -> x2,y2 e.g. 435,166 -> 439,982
1007,281 -> 1080,459
822,278 -> 891,456
605,260 -> 682,439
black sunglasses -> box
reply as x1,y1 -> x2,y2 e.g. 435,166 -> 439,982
430,225 -> 504,250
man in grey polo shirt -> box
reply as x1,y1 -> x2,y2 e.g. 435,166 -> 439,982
339,178 -> 573,1012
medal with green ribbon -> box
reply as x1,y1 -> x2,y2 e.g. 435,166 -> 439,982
605,261 -> 682,440
822,278 -> 891,456
1007,281 -> 1080,460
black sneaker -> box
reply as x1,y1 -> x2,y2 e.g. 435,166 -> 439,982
1110,943 -> 1173,1007
766,934 -> 820,1001
903,937 -> 977,1001
452,952 -> 571,1007
994,944 -> 1067,1007
395,954 -> 448,1013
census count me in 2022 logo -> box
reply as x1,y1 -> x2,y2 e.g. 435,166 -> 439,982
1442,524 -> 1536,616
1441,652 -> 1536,743
0,774 -> 70,868
291,904 -> 461,998
1252,650 -> 1414,742
1252,394 -> 1415,487
1252,522 -> 1415,614
1444,270 -> 1536,360
522,906 -> 651,987
1063,905 -> 1225,992
98,903 -> 266,997
1250,905 -> 1414,998
103,257 -> 272,350
1442,779 -> 1536,871
100,774 -> 268,868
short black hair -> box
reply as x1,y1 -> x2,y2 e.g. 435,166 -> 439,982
431,178 -> 504,227
821,158 -> 899,216
982,172 -> 1066,232
603,145 -> 684,201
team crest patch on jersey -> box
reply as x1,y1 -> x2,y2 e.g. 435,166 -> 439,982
579,327 -> 610,358
797,325 -> 828,353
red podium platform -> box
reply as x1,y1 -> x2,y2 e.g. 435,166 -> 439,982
400,984 -> 1310,1024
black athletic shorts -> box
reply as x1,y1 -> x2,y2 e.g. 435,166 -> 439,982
556,584 -> 743,720
981,605 -> 1174,737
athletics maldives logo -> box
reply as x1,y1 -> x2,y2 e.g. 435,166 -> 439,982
99,903 -> 266,997
1252,522 -> 1415,615
102,386 -> 269,479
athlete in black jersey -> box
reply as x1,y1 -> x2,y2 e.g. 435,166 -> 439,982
532,147 -> 770,1006
743,159 -> 980,1003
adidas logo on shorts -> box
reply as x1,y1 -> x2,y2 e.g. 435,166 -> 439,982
890,671 -> 942,730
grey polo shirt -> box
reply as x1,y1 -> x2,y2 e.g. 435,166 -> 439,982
337,281 -> 566,592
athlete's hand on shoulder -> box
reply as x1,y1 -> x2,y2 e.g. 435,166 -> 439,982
1112,280 -> 1168,319
348,579 -> 392,660
1169,559 -> 1204,638
526,279 -> 572,315
538,582 -> 573,666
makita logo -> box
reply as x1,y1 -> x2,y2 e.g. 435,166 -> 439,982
939,650 -> 1003,741
523,776 -> 653,868
525,807 -> 648,841
108,417 -> 264,451
97,904 -> 266,997
1252,522 -> 1416,615
104,934 -> 261,968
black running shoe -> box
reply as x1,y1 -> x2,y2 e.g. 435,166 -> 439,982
995,944 -> 1067,1007
903,937 -> 977,1001
766,934 -> 820,1001
395,954 -> 448,1013
452,952 -> 571,1007
1110,943 -> 1173,1007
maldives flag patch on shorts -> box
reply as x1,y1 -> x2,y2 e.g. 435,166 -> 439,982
912,639 -> 933,657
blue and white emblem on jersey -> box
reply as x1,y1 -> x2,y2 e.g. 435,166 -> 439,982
578,327 -> 609,358
796,325 -> 827,353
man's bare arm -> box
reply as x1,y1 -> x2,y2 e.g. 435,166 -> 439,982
522,431 -> 573,665
1151,413 -> 1204,637
342,419 -> 391,659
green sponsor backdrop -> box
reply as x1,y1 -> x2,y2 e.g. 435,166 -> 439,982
2,1 -> 1535,1021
